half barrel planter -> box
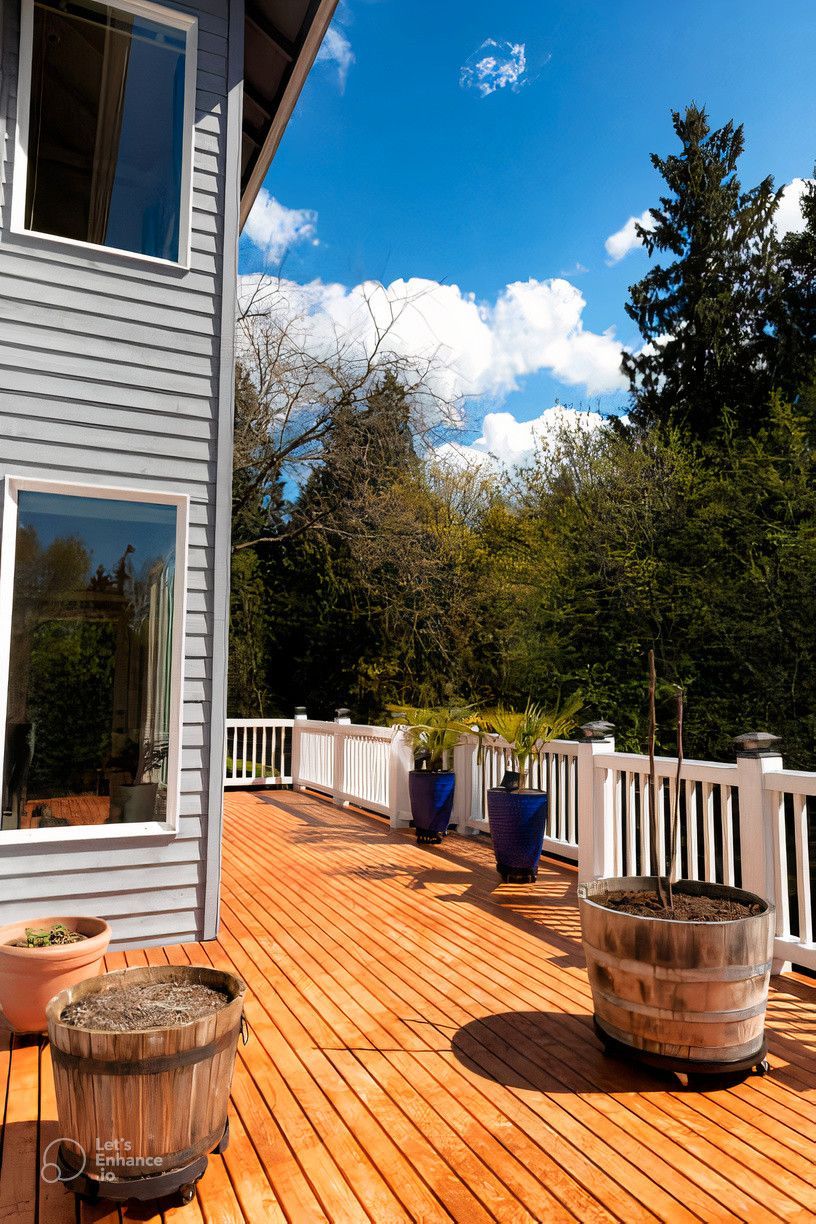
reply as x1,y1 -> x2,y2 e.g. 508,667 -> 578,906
408,770 -> 456,843
578,875 -> 774,1078
487,789 -> 548,883
47,964 -> 246,1203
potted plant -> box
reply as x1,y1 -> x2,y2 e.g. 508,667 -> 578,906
0,916 -> 111,1033
578,652 -> 773,1080
114,735 -> 168,822
485,697 -> 582,882
390,705 -> 475,844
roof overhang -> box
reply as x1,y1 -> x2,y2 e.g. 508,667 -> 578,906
240,0 -> 338,229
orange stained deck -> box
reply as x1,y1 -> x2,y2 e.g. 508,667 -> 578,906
2,790 -> 816,1224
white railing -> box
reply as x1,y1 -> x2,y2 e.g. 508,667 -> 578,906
291,720 -> 410,820
224,719 -> 293,787
229,714 -> 815,973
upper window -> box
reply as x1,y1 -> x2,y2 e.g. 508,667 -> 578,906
0,481 -> 188,836
13,0 -> 197,264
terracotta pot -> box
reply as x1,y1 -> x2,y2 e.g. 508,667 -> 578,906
0,915 -> 111,1033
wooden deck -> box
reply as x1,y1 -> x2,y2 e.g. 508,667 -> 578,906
2,789 -> 816,1223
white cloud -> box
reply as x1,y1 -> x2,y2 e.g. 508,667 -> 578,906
238,273 -> 627,404
775,177 -> 812,235
460,39 -> 527,97
604,209 -> 655,263
436,405 -> 609,471
243,190 -> 318,262
317,25 -> 354,91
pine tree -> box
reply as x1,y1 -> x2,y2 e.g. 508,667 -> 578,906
623,104 -> 782,438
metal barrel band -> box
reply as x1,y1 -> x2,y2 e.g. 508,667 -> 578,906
51,1025 -> 239,1076
58,1119 -> 227,1184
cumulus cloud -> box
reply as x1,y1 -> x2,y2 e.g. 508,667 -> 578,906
604,209 -> 655,263
775,177 -> 813,235
460,39 -> 527,97
436,405 -> 609,471
317,25 -> 354,91
243,190 -> 318,262
239,274 -> 628,405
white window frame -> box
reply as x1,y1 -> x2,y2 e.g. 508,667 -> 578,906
11,0 -> 198,269
0,476 -> 189,844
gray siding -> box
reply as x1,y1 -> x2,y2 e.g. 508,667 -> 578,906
0,0 -> 242,948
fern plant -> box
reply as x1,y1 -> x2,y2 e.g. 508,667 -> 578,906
484,695 -> 583,789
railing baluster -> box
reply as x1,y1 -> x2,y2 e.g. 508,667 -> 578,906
793,793 -> 813,946
702,781 -> 715,881
722,785 -> 736,887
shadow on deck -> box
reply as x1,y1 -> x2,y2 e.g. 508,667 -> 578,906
1,788 -> 815,1223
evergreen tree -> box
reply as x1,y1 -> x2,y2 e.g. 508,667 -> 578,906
775,174 -> 816,397
623,104 -> 782,438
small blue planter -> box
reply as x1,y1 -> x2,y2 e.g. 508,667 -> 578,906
408,770 -> 456,844
487,788 -> 548,882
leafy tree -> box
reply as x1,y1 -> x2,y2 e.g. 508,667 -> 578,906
623,104 -> 782,438
775,173 -> 816,397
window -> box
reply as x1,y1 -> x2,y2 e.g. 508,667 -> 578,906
13,0 -> 197,264
0,480 -> 188,837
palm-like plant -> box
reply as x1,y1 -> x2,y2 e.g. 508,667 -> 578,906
388,704 -> 477,771
484,695 -> 583,789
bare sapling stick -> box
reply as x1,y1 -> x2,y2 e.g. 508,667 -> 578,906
648,650 -> 669,909
668,686 -> 684,909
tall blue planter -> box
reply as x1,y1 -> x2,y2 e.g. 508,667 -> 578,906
408,770 -> 456,844
487,789 -> 548,882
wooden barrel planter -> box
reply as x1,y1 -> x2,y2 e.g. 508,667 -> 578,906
46,964 -> 246,1203
578,876 -> 774,1078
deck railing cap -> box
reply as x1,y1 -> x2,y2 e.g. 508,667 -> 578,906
733,731 -> 782,758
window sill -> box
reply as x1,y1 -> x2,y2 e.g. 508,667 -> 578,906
0,821 -> 178,846
6,222 -> 191,274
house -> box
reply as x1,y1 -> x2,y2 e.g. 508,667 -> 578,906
0,0 -> 336,946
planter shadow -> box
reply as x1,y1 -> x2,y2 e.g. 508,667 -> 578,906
449,1010 -> 776,1093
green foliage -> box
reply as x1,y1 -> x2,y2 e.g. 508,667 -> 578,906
22,923 -> 82,947
483,696 -> 583,787
229,105 -> 816,768
623,104 -> 783,438
389,704 -> 476,771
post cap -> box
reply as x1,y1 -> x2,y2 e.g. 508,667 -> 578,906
294,706 -> 308,720
335,707 -> 351,724
733,731 -> 782,758
577,720 -> 615,742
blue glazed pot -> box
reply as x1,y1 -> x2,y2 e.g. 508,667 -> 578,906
408,770 -> 456,843
487,788 -> 548,882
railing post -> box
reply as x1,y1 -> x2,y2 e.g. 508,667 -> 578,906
332,723 -> 346,808
291,719 -> 303,792
576,722 -> 616,882
452,735 -> 478,836
734,731 -> 784,966
389,728 -> 414,829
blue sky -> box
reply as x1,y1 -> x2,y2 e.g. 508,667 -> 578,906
239,0 -> 816,459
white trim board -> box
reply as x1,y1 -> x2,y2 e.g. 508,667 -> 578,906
0,475 -> 189,845
11,0 -> 198,269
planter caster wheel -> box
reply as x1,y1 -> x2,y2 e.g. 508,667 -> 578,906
754,1058 -> 770,1076
498,867 -> 537,884
178,1182 -> 198,1205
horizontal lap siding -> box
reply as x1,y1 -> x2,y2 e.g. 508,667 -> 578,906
0,0 -> 235,948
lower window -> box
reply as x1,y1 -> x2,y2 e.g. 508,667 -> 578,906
0,481 -> 187,833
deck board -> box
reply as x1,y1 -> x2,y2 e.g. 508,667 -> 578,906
1,789 -> 816,1222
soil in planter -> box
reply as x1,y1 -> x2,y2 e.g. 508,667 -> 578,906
598,889 -> 764,922
61,982 -> 231,1031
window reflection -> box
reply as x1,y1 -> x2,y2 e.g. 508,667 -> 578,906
25,0 -> 188,261
1,492 -> 178,831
